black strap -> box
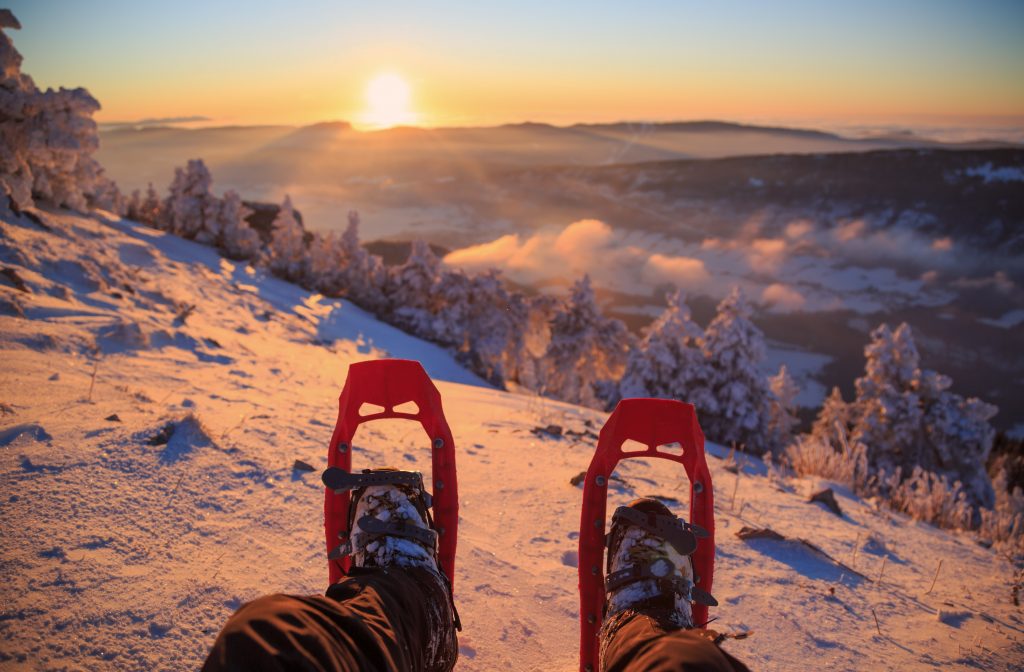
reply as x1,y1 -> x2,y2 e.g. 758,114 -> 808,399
355,515 -> 438,548
322,467 -> 427,495
608,506 -> 706,556
605,558 -> 718,607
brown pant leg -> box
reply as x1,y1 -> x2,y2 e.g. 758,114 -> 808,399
601,611 -> 751,672
201,566 -> 456,672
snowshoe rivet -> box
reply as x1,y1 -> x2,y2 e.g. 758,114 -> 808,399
433,438 -> 444,449
591,565 -> 599,575
436,480 -> 444,490
338,443 -> 348,453
593,518 -> 602,528
338,531 -> 347,540
595,475 -> 606,487
693,481 -> 703,493
585,664 -> 594,671
438,526 -> 445,536
587,613 -> 596,624
695,574 -> 701,583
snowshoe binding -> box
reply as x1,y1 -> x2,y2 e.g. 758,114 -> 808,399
603,498 -> 717,630
325,466 -> 460,671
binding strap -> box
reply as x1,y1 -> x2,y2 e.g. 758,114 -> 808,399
606,558 -> 718,607
607,506 -> 707,556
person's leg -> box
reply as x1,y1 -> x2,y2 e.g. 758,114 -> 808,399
599,499 -> 751,672
600,610 -> 750,672
202,565 -> 456,672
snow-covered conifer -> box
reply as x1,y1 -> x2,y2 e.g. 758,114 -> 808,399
699,287 -> 771,452
335,211 -> 386,310
810,386 -> 851,447
0,12 -> 121,211
543,275 -> 632,408
768,364 -> 800,447
266,195 -> 308,282
852,322 -> 998,507
852,323 -> 925,471
388,239 -> 443,337
619,289 -> 705,402
217,190 -> 260,261
307,231 -> 346,295
160,160 -> 219,240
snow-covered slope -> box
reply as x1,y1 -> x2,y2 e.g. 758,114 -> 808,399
1,206 -> 1021,671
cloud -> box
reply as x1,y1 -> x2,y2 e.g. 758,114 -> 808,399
761,283 -> 807,312
642,254 -> 711,289
444,219 -> 647,287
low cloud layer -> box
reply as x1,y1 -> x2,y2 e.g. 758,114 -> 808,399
444,215 -> 996,315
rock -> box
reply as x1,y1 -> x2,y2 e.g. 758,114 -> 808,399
736,526 -> 786,541
809,488 -> 843,517
105,414 -> 122,422
293,459 -> 315,472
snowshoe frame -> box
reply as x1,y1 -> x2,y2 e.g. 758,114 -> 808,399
578,398 -> 715,672
323,359 -> 459,589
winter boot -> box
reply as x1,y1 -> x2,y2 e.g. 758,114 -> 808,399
602,498 -> 716,631
348,468 -> 459,671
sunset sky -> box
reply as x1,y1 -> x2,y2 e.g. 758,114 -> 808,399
9,0 -> 1024,130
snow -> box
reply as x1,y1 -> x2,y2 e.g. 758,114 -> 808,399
979,309 -> 1024,330
963,163 -> 1024,184
2,206 -> 1023,670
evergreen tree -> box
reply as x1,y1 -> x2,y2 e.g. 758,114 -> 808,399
217,191 -> 260,261
337,211 -> 386,311
0,11 -> 121,211
619,289 -> 705,402
543,275 -> 632,408
160,159 -> 218,239
810,386 -> 852,447
851,322 -> 998,507
266,195 -> 307,282
768,364 -> 800,447
699,287 -> 771,453
388,240 -> 443,338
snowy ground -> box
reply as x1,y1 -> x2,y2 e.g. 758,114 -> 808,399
1,206 -> 1022,671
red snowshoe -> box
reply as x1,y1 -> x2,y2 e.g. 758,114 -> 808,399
577,399 -> 716,672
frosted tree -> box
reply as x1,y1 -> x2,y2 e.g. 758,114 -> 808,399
768,365 -> 800,448
140,184 -> 163,223
127,184 -> 166,225
306,232 -> 342,295
266,195 -> 308,282
851,322 -> 998,507
810,386 -> 852,447
434,269 -> 526,387
217,190 -> 260,261
387,240 -> 443,337
160,159 -> 219,239
336,211 -> 387,310
699,287 -> 771,453
619,289 -> 706,402
0,11 -> 121,211
918,369 -> 998,507
851,323 -> 925,470
543,275 -> 632,408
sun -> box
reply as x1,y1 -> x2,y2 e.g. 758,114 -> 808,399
362,72 -> 417,128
